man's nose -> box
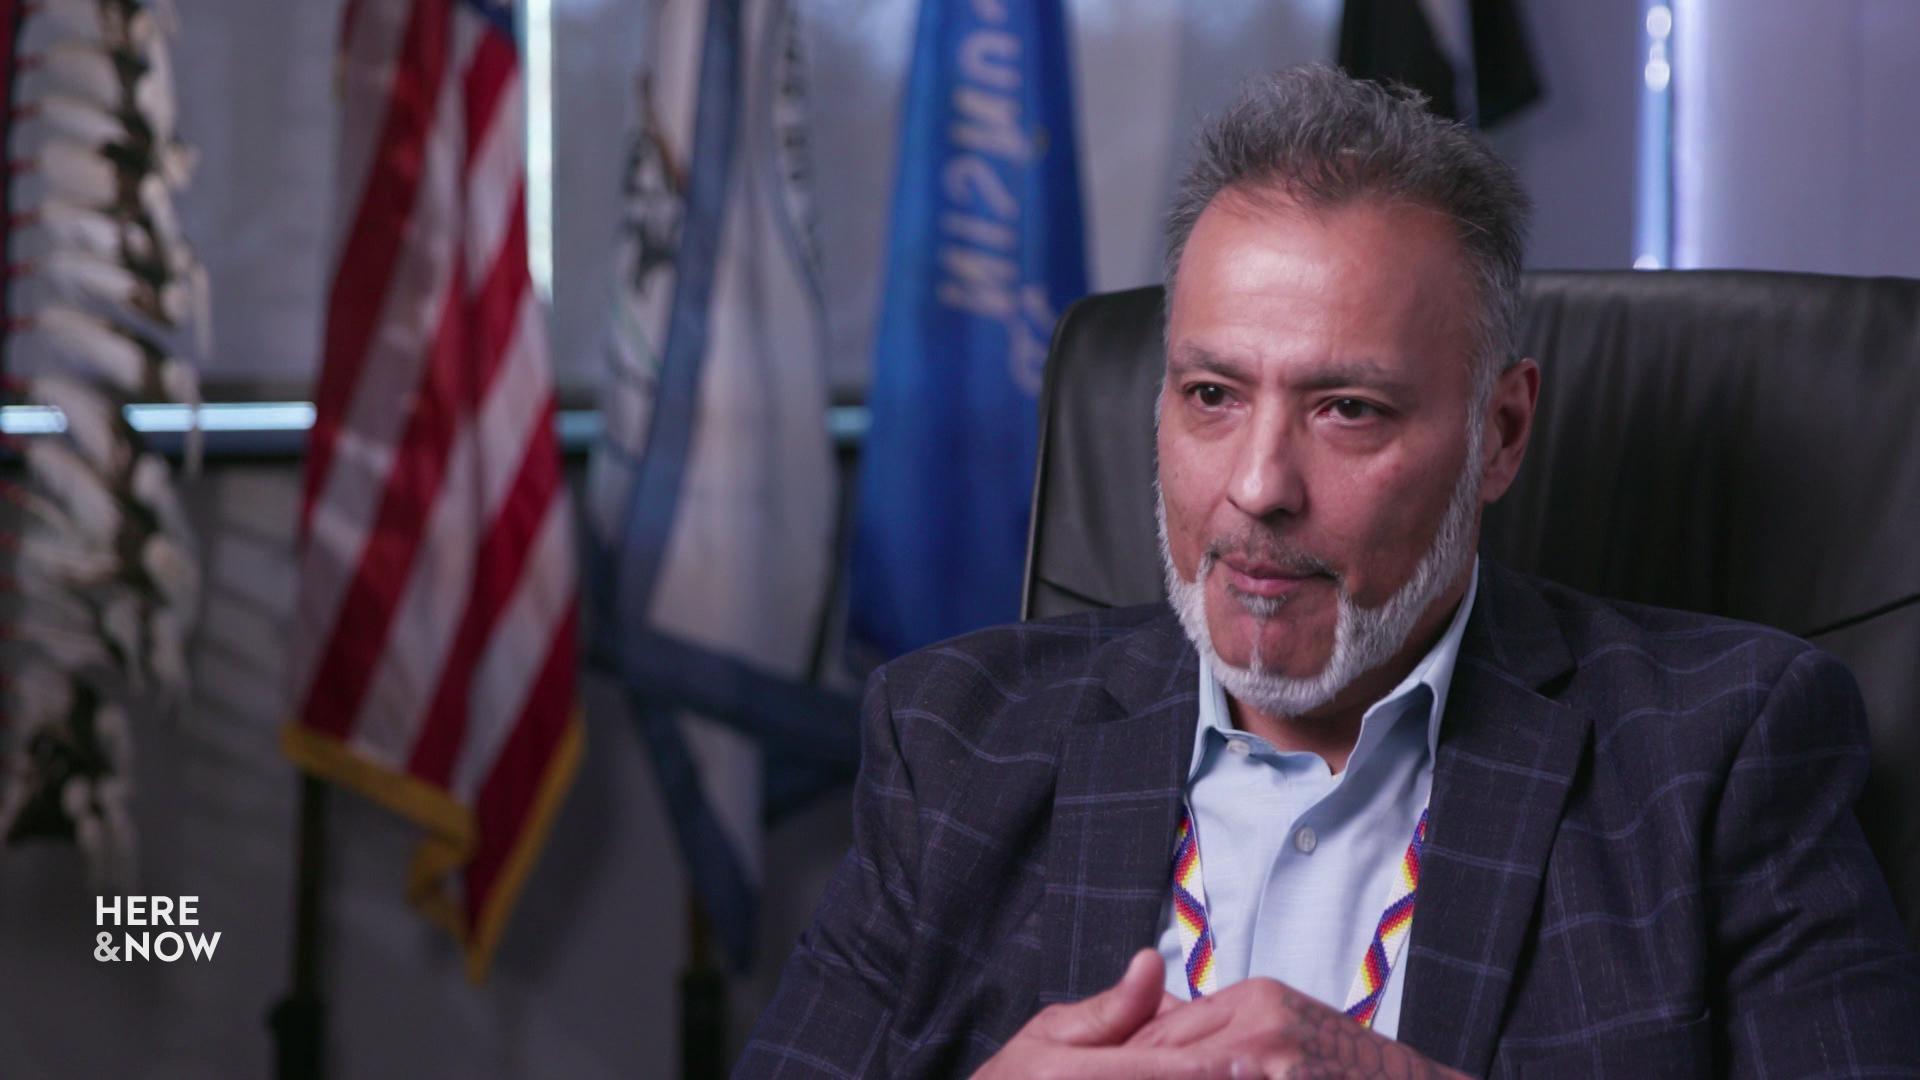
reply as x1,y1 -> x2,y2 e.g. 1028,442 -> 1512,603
1227,407 -> 1307,519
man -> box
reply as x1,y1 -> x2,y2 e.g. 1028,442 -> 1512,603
741,67 -> 1920,1077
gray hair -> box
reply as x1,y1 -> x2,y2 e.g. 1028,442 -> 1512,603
1163,65 -> 1531,394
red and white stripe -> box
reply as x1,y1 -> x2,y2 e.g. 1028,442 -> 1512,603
291,0 -> 578,953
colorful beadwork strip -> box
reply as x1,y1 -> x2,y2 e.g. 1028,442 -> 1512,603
1342,808 -> 1430,1028
1171,803 -> 1217,998
1169,802 -> 1431,1025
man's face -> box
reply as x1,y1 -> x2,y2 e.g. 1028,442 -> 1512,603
1156,189 -> 1485,702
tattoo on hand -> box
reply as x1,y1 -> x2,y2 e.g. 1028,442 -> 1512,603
1248,981 -> 1467,1080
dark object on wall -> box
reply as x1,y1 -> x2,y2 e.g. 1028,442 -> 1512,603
1021,271 -> 1920,946
1338,0 -> 1544,127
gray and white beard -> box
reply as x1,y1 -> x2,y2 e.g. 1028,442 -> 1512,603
1158,423 -> 1484,719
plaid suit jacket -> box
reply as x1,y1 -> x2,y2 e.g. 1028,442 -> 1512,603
740,562 -> 1920,1077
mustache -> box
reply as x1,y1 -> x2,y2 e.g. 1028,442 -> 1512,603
1200,529 -> 1340,580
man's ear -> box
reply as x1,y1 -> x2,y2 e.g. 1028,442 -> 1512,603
1478,357 -> 1540,504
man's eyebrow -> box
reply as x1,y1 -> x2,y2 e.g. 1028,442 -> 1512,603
1165,347 -> 1256,382
1289,361 -> 1416,396
1167,349 -> 1418,396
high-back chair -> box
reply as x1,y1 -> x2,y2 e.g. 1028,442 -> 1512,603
1021,270 -> 1920,944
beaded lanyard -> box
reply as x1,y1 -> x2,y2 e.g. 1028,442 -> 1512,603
1170,804 -> 1430,1028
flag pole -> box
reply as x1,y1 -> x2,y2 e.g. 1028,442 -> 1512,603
681,899 -> 728,1079
269,775 -> 330,1080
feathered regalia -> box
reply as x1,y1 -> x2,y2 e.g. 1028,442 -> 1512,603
0,0 -> 206,884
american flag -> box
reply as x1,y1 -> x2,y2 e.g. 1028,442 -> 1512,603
284,0 -> 580,982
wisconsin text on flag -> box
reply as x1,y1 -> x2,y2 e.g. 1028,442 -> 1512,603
848,0 -> 1089,663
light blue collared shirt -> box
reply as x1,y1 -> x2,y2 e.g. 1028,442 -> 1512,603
1156,560 -> 1479,1040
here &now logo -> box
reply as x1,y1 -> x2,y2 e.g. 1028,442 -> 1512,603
95,895 -> 221,963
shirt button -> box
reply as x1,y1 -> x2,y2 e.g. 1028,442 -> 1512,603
1226,738 -> 1251,757
1293,826 -> 1317,854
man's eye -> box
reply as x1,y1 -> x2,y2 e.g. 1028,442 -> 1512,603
1328,397 -> 1378,421
1191,384 -> 1229,408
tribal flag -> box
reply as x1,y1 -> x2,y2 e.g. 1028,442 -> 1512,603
284,0 -> 581,982
585,0 -> 846,969
848,0 -> 1089,663
1338,0 -> 1543,127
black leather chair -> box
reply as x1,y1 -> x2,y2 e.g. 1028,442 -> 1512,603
1021,270 -> 1920,946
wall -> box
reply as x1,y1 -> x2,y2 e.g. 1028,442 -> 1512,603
1483,0 -> 1642,270
1674,0 -> 1920,277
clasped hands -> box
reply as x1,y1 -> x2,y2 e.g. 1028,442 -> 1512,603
974,949 -> 1467,1080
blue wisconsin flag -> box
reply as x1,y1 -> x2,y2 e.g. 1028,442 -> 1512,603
848,0 -> 1089,662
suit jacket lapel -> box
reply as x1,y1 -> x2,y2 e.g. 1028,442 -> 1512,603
1398,563 -> 1592,1075
1037,608 -> 1200,1006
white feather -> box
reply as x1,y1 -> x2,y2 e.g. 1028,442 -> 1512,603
33,87 -> 200,195
178,276 -> 208,470
158,278 -> 189,324
12,599 -> 118,676
32,306 -> 149,392
56,760 -> 138,885
142,533 -> 199,611
14,481 -> 87,540
70,786 -> 111,877
29,373 -> 130,475
29,91 -> 126,146
60,777 -> 93,822
25,437 -> 121,542
37,43 -> 123,112
148,607 -> 187,693
34,0 -> 107,40
95,770 -> 132,815
137,39 -> 177,144
186,254 -> 211,358
147,1 -> 176,41
137,173 -> 186,250
123,220 -> 156,263
15,553 -> 96,612
31,0 -> 146,44
35,197 -> 128,260
42,3 -> 156,41
19,530 -> 118,586
100,592 -> 144,690
94,704 -> 133,770
159,355 -> 204,473
134,185 -> 208,318
93,774 -> 139,886
44,247 -> 140,307
15,615 -> 114,672
96,773 -> 135,830
158,355 -> 198,407
43,248 -> 190,325
58,192 -> 202,291
131,454 -> 191,544
157,137 -> 196,189
6,658 -> 76,732
38,138 -> 119,207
